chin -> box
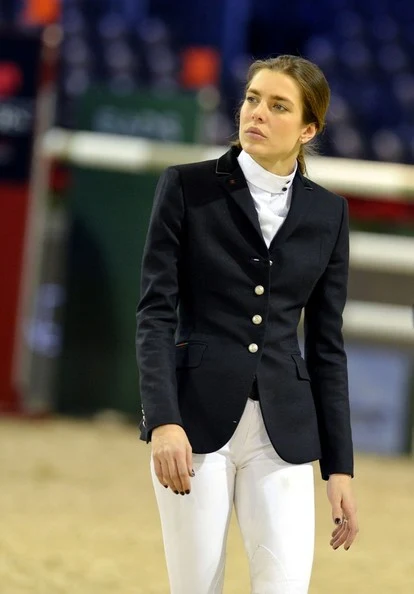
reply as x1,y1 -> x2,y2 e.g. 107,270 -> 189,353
241,140 -> 265,154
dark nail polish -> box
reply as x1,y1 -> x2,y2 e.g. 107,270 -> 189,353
185,490 -> 190,494
191,469 -> 195,477
345,546 -> 349,551
164,485 -> 168,489
174,490 -> 179,494
335,518 -> 342,525
180,491 -> 185,496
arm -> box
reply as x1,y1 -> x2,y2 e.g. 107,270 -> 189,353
305,197 -> 358,551
304,196 -> 354,481
136,167 -> 185,438
136,167 -> 194,496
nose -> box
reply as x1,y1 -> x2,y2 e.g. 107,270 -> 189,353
252,101 -> 265,122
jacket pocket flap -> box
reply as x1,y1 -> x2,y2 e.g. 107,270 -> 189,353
291,354 -> 311,381
176,342 -> 207,368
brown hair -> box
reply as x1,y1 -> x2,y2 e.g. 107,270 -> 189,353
233,54 -> 331,175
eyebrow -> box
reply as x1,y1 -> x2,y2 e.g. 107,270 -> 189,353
247,88 -> 294,105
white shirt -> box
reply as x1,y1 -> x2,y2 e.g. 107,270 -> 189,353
237,150 -> 297,248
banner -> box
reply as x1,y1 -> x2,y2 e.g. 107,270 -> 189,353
76,87 -> 203,142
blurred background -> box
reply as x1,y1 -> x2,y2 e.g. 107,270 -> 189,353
0,1 -> 413,593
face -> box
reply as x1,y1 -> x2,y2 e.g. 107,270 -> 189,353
239,69 -> 317,173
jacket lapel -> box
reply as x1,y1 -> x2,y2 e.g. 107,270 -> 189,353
216,147 -> 315,253
269,170 -> 314,251
216,147 -> 265,249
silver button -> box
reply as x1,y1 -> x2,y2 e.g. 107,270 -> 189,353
254,285 -> 265,295
252,314 -> 262,325
248,343 -> 259,353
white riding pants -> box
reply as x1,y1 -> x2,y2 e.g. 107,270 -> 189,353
150,398 -> 315,594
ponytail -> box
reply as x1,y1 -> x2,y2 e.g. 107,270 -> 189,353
297,145 -> 307,175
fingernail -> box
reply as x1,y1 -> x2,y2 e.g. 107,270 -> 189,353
335,518 -> 342,525
164,485 -> 168,489
185,489 -> 190,494
345,546 -> 349,551
191,469 -> 195,477
174,490 -> 179,495
180,492 -> 185,496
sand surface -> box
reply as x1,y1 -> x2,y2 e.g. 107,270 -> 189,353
1,417 -> 413,593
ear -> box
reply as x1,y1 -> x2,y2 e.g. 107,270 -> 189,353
300,122 -> 317,144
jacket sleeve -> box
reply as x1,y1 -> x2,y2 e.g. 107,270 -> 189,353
136,167 -> 184,439
304,197 -> 354,480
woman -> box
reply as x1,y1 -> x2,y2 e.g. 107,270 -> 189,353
136,54 -> 359,594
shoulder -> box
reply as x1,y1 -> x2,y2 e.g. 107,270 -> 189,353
166,157 -> 217,181
160,146 -> 237,184
302,175 -> 347,219
303,176 -> 345,205
157,158 -> 219,201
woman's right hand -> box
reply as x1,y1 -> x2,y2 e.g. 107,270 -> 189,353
151,424 -> 194,495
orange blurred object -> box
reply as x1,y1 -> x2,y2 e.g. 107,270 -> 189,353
181,46 -> 220,89
23,0 -> 60,25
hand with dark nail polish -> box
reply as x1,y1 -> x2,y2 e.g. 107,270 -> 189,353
151,424 -> 193,497
328,474 -> 359,552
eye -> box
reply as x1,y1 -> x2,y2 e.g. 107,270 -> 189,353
246,95 -> 258,104
273,103 -> 288,112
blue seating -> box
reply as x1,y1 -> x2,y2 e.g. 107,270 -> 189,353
56,0 -> 413,163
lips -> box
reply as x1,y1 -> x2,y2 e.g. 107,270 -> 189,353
246,127 -> 266,138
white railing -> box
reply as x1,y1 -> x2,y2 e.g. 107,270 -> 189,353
40,128 -> 414,346
43,128 -> 414,198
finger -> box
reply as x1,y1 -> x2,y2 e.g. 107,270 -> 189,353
330,519 -> 349,543
332,522 -> 349,549
331,504 -> 343,527
330,522 -> 344,538
330,525 -> 344,542
159,458 -> 176,493
176,455 -> 191,494
344,516 -> 359,550
331,529 -> 349,550
186,444 -> 194,478
166,456 -> 183,494
330,522 -> 349,549
153,457 -> 168,488
344,526 -> 358,550
341,501 -> 358,549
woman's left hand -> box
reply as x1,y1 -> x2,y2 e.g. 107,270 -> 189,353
327,473 -> 359,551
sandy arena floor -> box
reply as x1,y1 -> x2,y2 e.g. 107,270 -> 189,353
1,417 -> 413,594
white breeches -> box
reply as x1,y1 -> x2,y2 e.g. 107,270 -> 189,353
150,398 -> 315,594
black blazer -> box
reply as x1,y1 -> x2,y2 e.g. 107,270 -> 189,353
136,146 -> 354,480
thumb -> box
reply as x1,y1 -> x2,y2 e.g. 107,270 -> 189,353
186,444 -> 194,477
332,499 -> 343,526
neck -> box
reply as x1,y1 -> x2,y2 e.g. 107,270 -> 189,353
248,153 -> 298,176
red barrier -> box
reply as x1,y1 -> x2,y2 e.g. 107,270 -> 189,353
0,30 -> 43,413
0,183 -> 30,412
